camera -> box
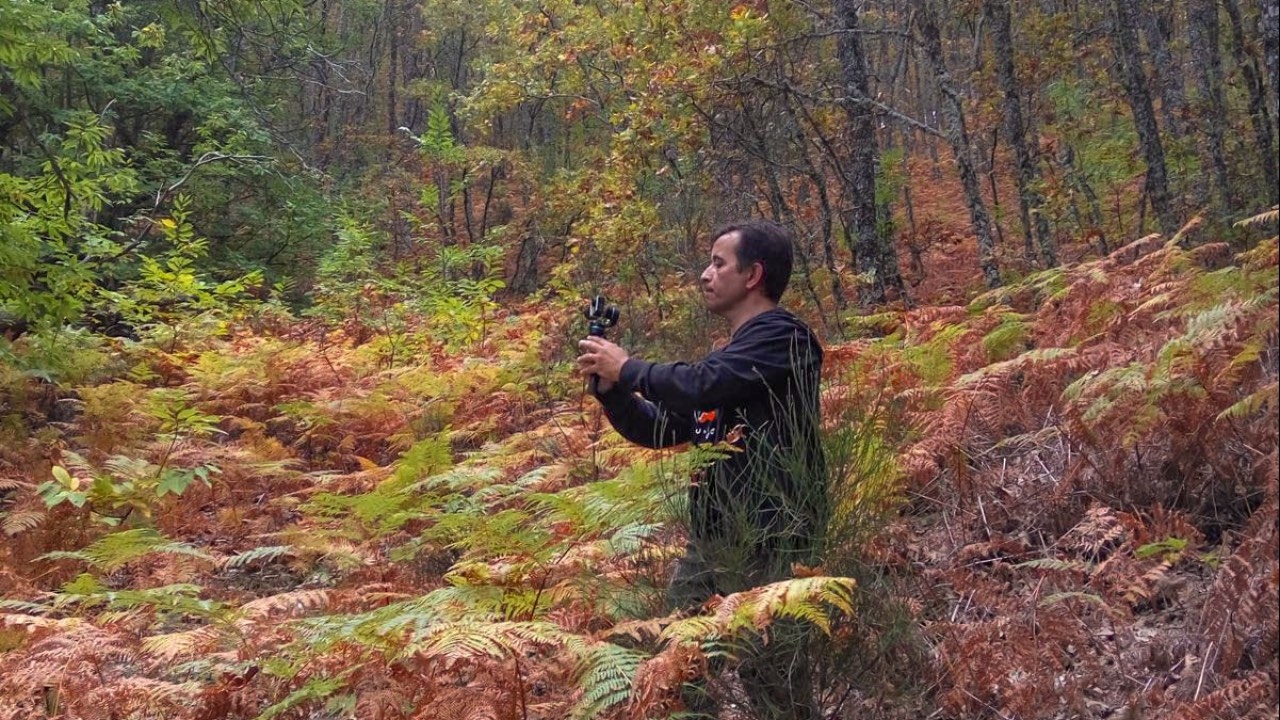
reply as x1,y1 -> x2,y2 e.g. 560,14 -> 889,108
584,295 -> 619,338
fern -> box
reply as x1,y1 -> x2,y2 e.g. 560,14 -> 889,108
49,574 -> 225,620
980,314 -> 1032,362
408,619 -> 572,661
1232,205 -> 1279,229
1014,557 -> 1089,572
39,527 -> 213,572
662,577 -> 856,651
255,673 -> 353,720
571,642 -> 648,720
1,508 -> 44,536
222,544 -> 297,570
1217,380 -> 1278,421
1038,591 -> 1112,610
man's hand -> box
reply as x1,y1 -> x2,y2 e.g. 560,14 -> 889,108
577,336 -> 629,392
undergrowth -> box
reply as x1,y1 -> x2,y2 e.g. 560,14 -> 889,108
0,229 -> 1276,719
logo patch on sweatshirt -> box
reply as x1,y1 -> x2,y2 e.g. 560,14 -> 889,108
692,409 -> 719,443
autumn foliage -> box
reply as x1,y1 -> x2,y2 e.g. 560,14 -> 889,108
0,216 -> 1275,718
3,0 -> 1280,718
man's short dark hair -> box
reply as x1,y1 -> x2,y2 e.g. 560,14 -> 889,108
714,219 -> 794,303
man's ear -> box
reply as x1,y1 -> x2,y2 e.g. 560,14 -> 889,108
746,262 -> 766,292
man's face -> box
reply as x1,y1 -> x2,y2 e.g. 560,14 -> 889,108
700,232 -> 758,315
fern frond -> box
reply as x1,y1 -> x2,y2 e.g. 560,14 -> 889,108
141,626 -> 222,662
955,347 -> 1078,387
84,677 -> 199,716
627,641 -> 705,719
1121,560 -> 1171,606
0,477 -> 31,492
256,673 -> 353,720
237,589 -> 332,624
1171,672 -> 1274,719
571,642 -> 648,719
1014,558 -> 1089,572
39,528 -> 213,572
0,612 -> 80,630
221,544 -> 297,570
1038,591 -> 1112,610
2,508 -> 45,536
1217,381 -> 1278,421
407,620 -> 567,662
661,577 -> 857,648
1232,205 -> 1279,229
49,574 -> 223,619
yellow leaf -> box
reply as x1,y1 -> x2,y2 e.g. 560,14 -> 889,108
354,456 -> 380,471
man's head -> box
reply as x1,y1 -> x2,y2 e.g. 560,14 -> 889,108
700,220 -> 794,315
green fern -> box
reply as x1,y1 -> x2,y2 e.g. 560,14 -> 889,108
255,673 -> 353,720
40,527 -> 213,572
1216,381 -> 1278,421
661,577 -> 857,652
572,642 -> 648,719
981,313 -> 1031,362
222,545 -> 297,570
50,573 -> 224,620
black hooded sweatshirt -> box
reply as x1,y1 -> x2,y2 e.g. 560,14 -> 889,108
594,308 -> 825,552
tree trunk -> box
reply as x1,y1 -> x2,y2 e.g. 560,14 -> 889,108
1109,0 -> 1179,236
781,95 -> 848,313
1262,0 -> 1279,122
385,0 -> 399,136
1223,0 -> 1280,206
834,0 -> 905,305
748,106 -> 828,323
1187,0 -> 1234,212
1140,0 -> 1189,141
916,2 -> 1002,288
986,0 -> 1056,267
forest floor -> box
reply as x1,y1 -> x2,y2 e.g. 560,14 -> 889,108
0,230 -> 1276,719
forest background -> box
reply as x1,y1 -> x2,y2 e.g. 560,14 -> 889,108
0,0 -> 1277,718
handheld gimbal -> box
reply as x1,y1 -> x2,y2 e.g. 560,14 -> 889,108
583,295 -> 619,393
584,295 -> 619,338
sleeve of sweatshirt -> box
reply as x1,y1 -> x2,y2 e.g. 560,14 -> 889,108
615,317 -> 815,415
594,384 -> 693,449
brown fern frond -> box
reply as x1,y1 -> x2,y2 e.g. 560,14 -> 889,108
1171,672 -> 1276,719
627,641 -> 704,720
1121,559 -> 1172,607
236,589 -> 332,625
85,677 -> 198,719
1200,520 -> 1280,675
142,625 -> 223,663
0,613 -> 83,633
1232,205 -> 1279,230
1062,505 -> 1130,561
1,509 -> 44,536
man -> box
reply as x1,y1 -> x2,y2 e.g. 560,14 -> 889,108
577,219 -> 825,719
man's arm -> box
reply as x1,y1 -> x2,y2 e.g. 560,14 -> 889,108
578,336 -> 693,447
594,385 -> 693,449
618,323 -> 818,414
